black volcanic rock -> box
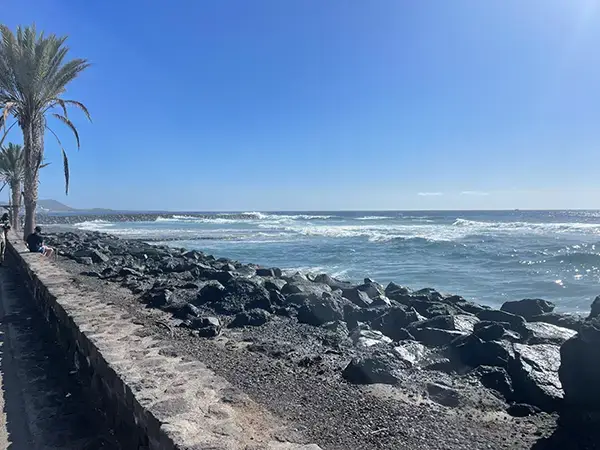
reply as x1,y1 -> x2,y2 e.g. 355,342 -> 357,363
501,299 -> 555,320
342,347 -> 409,385
560,316 -> 600,409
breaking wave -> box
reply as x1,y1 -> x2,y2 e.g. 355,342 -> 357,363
452,218 -> 600,234
154,212 -> 334,224
73,220 -> 115,231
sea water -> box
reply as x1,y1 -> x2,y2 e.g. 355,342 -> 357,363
70,210 -> 600,313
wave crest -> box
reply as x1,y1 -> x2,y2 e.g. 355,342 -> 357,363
452,218 -> 600,234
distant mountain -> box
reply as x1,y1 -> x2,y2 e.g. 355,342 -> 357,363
37,199 -> 76,212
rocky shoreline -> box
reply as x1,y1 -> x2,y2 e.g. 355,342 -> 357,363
42,229 -> 600,448
38,212 -> 267,225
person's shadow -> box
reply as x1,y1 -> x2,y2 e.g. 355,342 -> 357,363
531,410 -> 600,450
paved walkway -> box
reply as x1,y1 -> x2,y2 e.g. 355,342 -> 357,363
0,264 -> 120,449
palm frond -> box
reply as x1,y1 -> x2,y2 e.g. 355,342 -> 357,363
46,126 -> 69,192
52,113 -> 80,148
51,98 -> 68,118
62,99 -> 91,122
61,147 -> 69,195
0,122 -> 17,148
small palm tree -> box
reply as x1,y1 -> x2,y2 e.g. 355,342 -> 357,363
0,142 -> 48,230
0,24 -> 91,237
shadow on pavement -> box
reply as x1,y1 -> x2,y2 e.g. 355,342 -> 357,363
0,265 -> 120,449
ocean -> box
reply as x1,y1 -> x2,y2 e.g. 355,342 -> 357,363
67,210 -> 600,313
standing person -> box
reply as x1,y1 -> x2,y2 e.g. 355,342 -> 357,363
0,215 -> 10,265
26,226 -> 54,258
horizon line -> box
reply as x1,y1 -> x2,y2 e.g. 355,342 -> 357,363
41,207 -> 600,214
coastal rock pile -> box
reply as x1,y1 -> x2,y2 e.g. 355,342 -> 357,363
45,231 -> 593,416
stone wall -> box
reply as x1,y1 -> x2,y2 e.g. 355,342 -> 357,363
5,232 -> 319,450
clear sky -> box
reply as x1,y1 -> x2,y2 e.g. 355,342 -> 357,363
2,1 -> 600,211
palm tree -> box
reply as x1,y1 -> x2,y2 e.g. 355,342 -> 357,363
0,24 -> 91,237
0,142 -> 48,230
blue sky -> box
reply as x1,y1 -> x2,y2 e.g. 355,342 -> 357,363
3,1 -> 600,211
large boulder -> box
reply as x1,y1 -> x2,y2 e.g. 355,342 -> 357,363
187,316 -> 221,337
442,295 -> 490,315
212,278 -> 271,314
369,306 -> 420,341
297,294 -> 351,326
283,292 -> 312,307
120,267 -> 143,277
351,326 -> 393,348
528,312 -> 583,332
522,322 -> 577,345
559,317 -> 600,409
341,288 -> 373,307
473,321 -> 508,342
233,265 -> 257,278
449,335 -> 515,368
370,295 -> 392,307
313,273 -> 354,291
144,288 -> 189,317
413,288 -> 444,301
73,248 -> 110,264
228,309 -> 272,328
476,309 -> 525,332
410,327 -> 466,347
589,295 -> 600,319
474,366 -> 514,401
160,258 -> 198,273
194,281 -> 226,305
255,267 -> 282,277
281,280 -> 332,297
342,347 -> 408,385
321,320 -> 351,348
196,268 -> 235,285
385,282 -> 411,299
393,341 -> 446,369
356,279 -> 385,299
508,343 -> 563,411
263,278 -> 287,292
406,300 -> 464,319
501,299 -> 555,320
408,314 -> 479,333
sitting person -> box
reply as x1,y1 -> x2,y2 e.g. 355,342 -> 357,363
26,226 -> 54,258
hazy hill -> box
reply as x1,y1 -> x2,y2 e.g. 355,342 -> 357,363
37,199 -> 76,212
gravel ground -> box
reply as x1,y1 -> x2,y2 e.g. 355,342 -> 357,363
48,254 -> 574,450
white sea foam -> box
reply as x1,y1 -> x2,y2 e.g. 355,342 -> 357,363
356,216 -> 393,221
155,216 -> 240,224
76,214 -> 600,244
452,218 -> 600,234
74,220 -> 115,231
241,212 -> 333,220
154,212 -> 333,225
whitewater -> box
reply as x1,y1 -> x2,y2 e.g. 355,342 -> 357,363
66,210 -> 600,312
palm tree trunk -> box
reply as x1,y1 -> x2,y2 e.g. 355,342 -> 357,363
10,180 -> 20,231
22,117 -> 44,239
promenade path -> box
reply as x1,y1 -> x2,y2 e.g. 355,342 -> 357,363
0,264 -> 119,449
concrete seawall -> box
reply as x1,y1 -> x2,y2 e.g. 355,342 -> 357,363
6,231 -> 319,450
